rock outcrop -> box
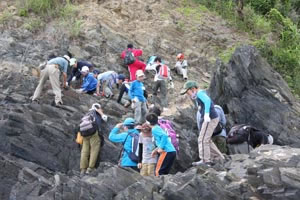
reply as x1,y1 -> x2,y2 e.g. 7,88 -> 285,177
209,45 -> 300,147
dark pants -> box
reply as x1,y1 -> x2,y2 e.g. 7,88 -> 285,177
153,79 -> 168,107
67,68 -> 81,84
155,151 -> 176,176
86,88 -> 96,95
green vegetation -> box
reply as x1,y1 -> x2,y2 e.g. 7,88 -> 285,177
0,10 -> 14,25
194,0 -> 300,96
23,17 -> 44,32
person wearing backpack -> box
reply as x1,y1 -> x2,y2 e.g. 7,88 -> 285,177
181,81 -> 224,167
136,123 -> 157,176
227,125 -> 274,154
80,103 -> 108,175
129,70 -> 148,125
75,66 -> 98,94
121,44 -> 146,81
146,113 -> 176,176
212,105 -> 227,154
149,106 -> 179,153
32,55 -> 70,107
109,118 -> 140,170
152,57 -> 173,111
95,71 -> 118,98
67,58 -> 93,87
175,53 -> 188,81
117,74 -> 131,107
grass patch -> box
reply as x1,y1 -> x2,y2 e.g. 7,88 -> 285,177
219,46 -> 237,63
23,17 -> 44,32
0,10 -> 14,24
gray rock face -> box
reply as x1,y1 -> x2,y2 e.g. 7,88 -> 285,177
209,45 -> 300,147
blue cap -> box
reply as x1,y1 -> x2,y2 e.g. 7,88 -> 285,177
123,118 -> 135,126
93,69 -> 100,75
118,74 -> 126,81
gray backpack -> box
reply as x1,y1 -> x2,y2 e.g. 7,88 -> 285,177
124,50 -> 136,65
79,111 -> 97,137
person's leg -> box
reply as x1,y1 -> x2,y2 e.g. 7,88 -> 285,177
156,152 -> 176,176
201,118 -> 219,162
88,132 -> 101,169
134,101 -> 142,124
153,81 -> 160,95
160,80 -> 168,108
120,94 -> 130,106
80,136 -> 91,170
148,163 -> 156,176
212,136 -> 227,154
32,67 -> 49,101
140,163 -> 148,176
140,102 -> 148,124
48,65 -> 62,104
182,68 -> 188,80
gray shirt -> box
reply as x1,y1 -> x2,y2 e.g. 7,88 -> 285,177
139,134 -> 157,164
47,57 -> 68,73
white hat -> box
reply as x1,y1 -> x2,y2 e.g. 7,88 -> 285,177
91,103 -> 101,110
70,58 -> 77,66
136,70 -> 145,77
63,55 -> 70,61
81,66 -> 89,73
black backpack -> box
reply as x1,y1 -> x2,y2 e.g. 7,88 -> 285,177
227,124 -> 250,144
124,50 -> 136,65
212,122 -> 224,137
79,111 -> 98,137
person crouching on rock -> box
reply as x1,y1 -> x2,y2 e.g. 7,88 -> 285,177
109,118 -> 140,171
95,70 -> 118,98
180,81 -> 225,167
136,123 -> 157,176
116,74 -> 131,107
32,55 -> 70,106
76,66 -> 98,94
80,103 -> 107,175
146,113 -> 176,176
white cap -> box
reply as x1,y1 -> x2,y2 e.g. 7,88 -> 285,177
70,58 -> 77,66
91,103 -> 101,110
63,55 -> 70,61
81,66 -> 89,73
136,70 -> 145,77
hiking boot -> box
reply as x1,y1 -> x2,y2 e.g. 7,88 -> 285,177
86,168 -> 94,174
32,99 -> 39,104
52,101 -> 63,107
80,169 -> 86,175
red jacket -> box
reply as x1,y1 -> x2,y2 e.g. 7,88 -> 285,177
121,48 -> 146,81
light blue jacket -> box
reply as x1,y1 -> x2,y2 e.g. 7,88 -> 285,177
109,127 -> 140,167
81,73 -> 98,92
129,80 -> 146,102
47,57 -> 68,73
152,125 -> 176,153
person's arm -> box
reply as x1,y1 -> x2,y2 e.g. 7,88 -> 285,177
220,109 -> 226,126
129,82 -> 135,100
138,143 -> 143,163
117,84 -> 126,103
96,80 -> 101,96
153,127 -> 168,150
108,126 -> 127,143
63,72 -> 67,88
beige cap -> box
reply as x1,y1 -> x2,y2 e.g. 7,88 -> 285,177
136,70 -> 145,77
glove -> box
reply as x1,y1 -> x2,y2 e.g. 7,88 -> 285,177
75,89 -> 84,94
204,113 -> 211,122
102,114 -> 108,122
71,76 -> 76,82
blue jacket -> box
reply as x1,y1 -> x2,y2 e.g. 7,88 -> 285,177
109,127 -> 140,167
152,125 -> 176,153
81,73 -> 97,92
129,80 -> 146,102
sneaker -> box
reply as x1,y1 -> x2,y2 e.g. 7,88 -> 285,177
184,77 -> 187,81
192,160 -> 213,167
32,99 -> 39,104
86,168 -> 94,174
80,169 -> 86,175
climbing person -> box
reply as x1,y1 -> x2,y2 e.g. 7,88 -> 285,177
129,70 -> 148,125
149,106 -> 179,153
121,44 -> 146,81
212,105 -> 227,154
67,58 -> 93,87
76,66 -> 98,94
152,56 -> 173,111
174,53 -> 188,81
96,70 -> 118,98
136,123 -> 157,176
116,74 -> 131,107
92,69 -> 100,79
227,124 -> 274,154
32,55 -> 70,107
145,113 -> 176,176
180,81 -> 224,167
109,118 -> 140,170
79,103 -> 107,175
